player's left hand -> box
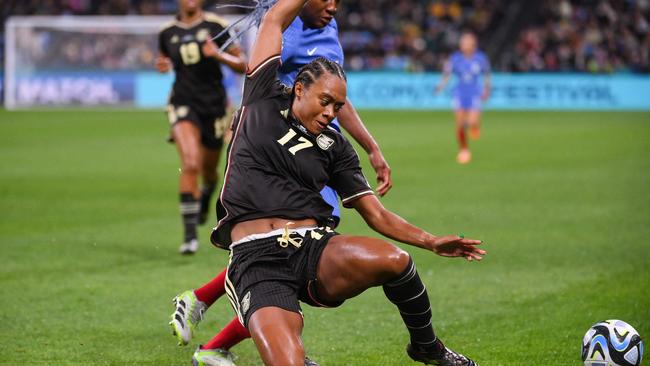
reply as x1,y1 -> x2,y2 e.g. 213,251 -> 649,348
428,235 -> 486,261
202,37 -> 225,61
481,88 -> 491,101
369,149 -> 392,197
155,55 -> 171,73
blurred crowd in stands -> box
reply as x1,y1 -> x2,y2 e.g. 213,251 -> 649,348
15,30 -> 157,70
2,0 -> 649,73
336,0 -> 504,71
508,0 -> 650,73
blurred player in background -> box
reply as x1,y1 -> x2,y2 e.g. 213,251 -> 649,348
435,32 -> 491,164
168,0 -> 395,365
156,0 -> 246,254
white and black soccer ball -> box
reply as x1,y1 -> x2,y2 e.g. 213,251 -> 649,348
582,319 -> 644,366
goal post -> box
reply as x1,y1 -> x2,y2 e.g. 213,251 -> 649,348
4,15 -> 254,110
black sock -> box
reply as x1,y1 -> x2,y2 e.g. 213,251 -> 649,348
383,257 -> 444,356
199,182 -> 217,223
180,193 -> 199,242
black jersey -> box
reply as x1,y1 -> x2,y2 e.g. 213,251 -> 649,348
211,55 -> 374,249
158,12 -> 232,116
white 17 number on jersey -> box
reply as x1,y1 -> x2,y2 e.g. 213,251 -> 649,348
277,129 -> 313,155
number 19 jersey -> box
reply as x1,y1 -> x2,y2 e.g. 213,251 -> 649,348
158,12 -> 232,116
211,56 -> 373,249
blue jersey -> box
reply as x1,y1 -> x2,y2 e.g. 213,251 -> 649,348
278,17 -> 346,222
446,50 -> 490,97
279,17 -> 344,85
279,17 -> 344,131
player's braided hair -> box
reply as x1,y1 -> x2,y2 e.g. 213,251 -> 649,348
293,57 -> 347,97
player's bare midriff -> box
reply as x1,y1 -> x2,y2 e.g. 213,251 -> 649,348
231,217 -> 318,242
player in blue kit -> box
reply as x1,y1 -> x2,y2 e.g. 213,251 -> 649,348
280,1 -> 391,219
168,1 -> 393,365
435,32 -> 491,164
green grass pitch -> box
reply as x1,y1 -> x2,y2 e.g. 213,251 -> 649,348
0,109 -> 648,365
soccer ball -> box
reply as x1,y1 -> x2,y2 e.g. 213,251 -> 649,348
582,319 -> 644,366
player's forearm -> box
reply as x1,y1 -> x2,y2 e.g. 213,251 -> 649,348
264,0 -> 309,32
483,74 -> 491,93
353,196 -> 434,250
337,100 -> 380,154
436,74 -> 450,91
251,0 -> 308,67
216,51 -> 246,73
364,207 -> 435,250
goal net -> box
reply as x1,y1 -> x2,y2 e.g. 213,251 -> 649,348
4,15 -> 253,109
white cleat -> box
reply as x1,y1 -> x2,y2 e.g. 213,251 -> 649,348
456,149 -> 472,164
179,238 -> 199,255
170,290 -> 206,345
192,347 -> 238,366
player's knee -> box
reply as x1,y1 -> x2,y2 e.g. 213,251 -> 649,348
275,356 -> 304,366
265,345 -> 304,366
202,166 -> 218,181
180,156 -> 200,175
385,247 -> 411,278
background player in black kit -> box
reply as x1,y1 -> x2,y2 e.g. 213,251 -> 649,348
212,0 -> 487,365
156,0 -> 246,254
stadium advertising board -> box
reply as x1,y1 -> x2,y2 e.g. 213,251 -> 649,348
10,72 -> 135,107
134,72 -> 650,111
135,67 -> 243,108
348,73 -> 650,110
5,69 -> 242,109
5,72 -> 649,110
345,73 -> 650,111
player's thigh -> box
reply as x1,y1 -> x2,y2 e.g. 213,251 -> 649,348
315,235 -> 410,301
454,109 -> 467,127
248,307 -> 305,366
467,109 -> 481,126
199,110 -> 228,151
172,121 -> 202,169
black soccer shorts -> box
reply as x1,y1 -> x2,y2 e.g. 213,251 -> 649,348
166,104 -> 232,149
225,227 -> 344,328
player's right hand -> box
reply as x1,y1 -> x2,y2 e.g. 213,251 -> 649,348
369,149 -> 392,197
427,235 -> 485,261
155,55 -> 171,73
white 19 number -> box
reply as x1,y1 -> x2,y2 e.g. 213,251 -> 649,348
180,42 -> 201,65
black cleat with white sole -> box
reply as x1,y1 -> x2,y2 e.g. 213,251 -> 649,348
407,343 -> 478,366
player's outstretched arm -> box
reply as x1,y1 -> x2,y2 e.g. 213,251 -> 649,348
337,100 -> 392,196
482,72 -> 492,101
350,195 -> 486,261
248,0 -> 309,71
202,39 -> 247,74
434,59 -> 451,94
481,55 -> 492,100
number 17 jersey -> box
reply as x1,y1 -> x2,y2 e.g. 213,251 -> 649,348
211,56 -> 373,249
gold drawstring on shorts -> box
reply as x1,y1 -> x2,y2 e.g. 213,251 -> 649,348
277,222 -> 303,248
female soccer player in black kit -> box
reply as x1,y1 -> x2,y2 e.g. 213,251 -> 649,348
213,0 -> 486,365
156,0 -> 246,254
